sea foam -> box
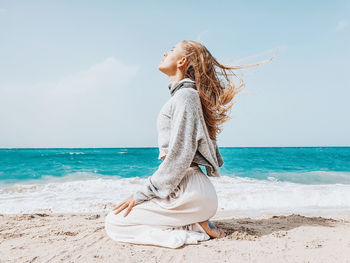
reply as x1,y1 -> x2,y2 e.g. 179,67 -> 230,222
1,174 -> 350,216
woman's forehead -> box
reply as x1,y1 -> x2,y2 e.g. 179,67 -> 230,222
174,42 -> 186,52
174,41 -> 184,48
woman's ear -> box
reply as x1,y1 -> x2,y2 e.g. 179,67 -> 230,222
177,57 -> 188,68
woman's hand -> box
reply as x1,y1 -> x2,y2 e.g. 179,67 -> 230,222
112,195 -> 138,217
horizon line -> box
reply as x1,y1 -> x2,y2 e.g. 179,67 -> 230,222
0,145 -> 349,149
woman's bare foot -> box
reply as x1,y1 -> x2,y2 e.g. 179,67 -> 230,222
198,220 -> 226,238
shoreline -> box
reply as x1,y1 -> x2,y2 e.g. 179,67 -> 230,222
1,212 -> 350,263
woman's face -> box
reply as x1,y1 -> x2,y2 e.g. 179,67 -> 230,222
158,42 -> 187,76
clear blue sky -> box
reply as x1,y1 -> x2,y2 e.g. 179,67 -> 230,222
0,0 -> 349,147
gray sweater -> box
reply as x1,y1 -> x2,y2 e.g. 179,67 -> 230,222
133,78 -> 224,204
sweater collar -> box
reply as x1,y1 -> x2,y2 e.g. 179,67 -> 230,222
168,78 -> 196,97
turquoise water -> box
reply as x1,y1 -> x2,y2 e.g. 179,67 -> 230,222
1,147 -> 350,214
1,147 -> 349,185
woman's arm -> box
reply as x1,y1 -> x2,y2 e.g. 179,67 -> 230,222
133,89 -> 202,204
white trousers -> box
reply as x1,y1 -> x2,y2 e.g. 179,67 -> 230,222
104,166 -> 218,248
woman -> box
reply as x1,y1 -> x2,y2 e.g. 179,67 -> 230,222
105,40 -> 263,249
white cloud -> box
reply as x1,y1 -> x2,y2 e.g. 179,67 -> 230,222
335,19 -> 348,32
0,57 -> 140,148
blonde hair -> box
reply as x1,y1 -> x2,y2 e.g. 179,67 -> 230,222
180,40 -> 273,141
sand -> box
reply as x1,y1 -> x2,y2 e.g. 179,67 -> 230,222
1,211 -> 350,263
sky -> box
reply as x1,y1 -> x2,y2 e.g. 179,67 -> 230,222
0,0 -> 349,148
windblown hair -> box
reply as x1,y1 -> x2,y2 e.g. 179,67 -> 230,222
180,40 -> 272,141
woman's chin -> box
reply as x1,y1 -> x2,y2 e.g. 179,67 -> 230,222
157,66 -> 167,74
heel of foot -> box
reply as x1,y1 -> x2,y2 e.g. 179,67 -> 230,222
199,221 -> 226,239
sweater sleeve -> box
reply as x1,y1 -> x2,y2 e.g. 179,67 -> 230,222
133,89 -> 201,204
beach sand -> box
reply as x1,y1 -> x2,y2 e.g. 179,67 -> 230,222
1,211 -> 350,263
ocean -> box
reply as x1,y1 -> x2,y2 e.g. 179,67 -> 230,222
1,147 -> 350,216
